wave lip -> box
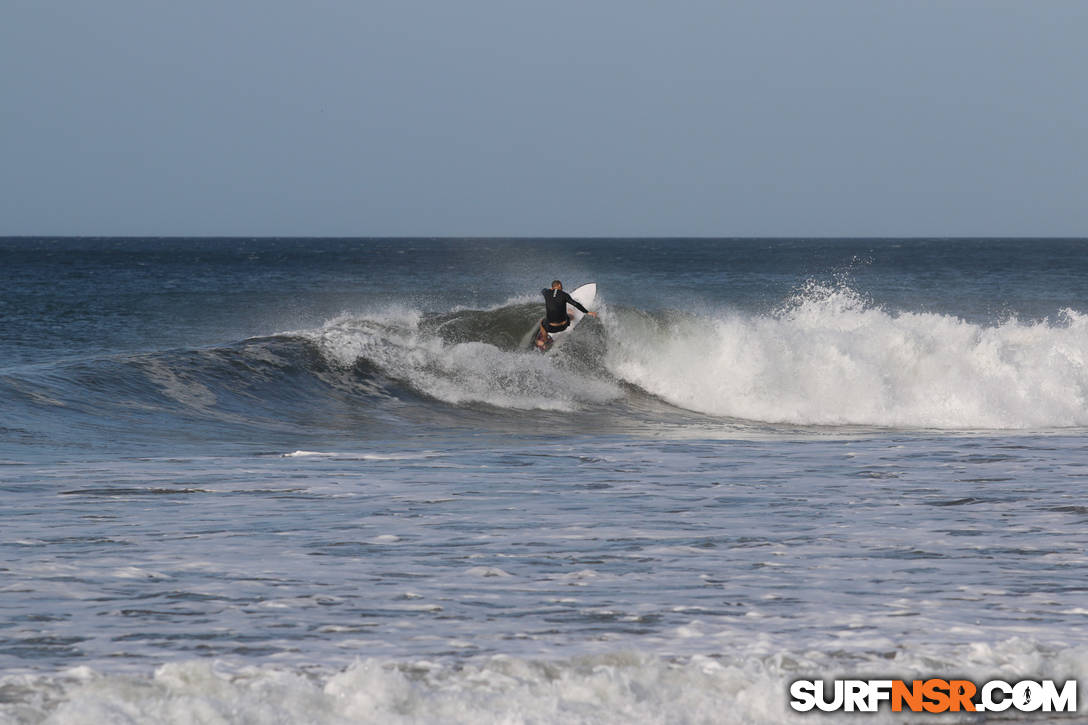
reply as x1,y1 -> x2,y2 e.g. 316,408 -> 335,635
605,285 -> 1088,430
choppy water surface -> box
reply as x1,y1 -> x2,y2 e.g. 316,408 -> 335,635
2,238 -> 1087,723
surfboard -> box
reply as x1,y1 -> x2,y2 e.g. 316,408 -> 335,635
531,283 -> 596,352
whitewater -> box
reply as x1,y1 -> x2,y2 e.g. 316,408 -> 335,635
2,237 -> 1087,723
606,286 -> 1088,429
298,284 -> 1088,429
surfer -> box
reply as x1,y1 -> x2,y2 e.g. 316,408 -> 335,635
536,280 -> 597,351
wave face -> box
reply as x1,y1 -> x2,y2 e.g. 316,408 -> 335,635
0,303 -> 626,452
303,307 -> 621,412
605,284 -> 1088,429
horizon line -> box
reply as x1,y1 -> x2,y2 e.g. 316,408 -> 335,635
2,235 -> 1086,241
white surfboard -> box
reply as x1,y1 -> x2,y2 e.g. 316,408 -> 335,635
531,283 -> 596,351
555,283 -> 596,337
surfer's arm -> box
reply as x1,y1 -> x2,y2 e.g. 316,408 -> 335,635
565,294 -> 589,315
568,297 -> 597,317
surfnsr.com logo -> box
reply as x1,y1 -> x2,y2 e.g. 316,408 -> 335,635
789,678 -> 1078,714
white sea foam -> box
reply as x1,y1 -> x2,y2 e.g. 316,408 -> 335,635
281,450 -> 435,461
5,640 -> 1085,725
606,285 -> 1088,429
304,312 -> 621,412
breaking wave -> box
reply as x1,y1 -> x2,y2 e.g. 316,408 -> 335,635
4,284 -> 1088,442
605,284 -> 1088,429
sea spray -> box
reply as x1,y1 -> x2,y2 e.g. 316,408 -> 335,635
304,310 -> 621,412
604,284 -> 1088,429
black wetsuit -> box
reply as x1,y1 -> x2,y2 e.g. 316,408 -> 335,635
541,287 -> 588,332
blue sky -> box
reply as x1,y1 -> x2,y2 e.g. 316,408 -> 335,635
2,0 -> 1085,236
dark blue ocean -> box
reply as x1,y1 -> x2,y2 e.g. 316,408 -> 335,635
2,238 -> 1087,723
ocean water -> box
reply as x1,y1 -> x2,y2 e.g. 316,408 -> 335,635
2,238 -> 1087,724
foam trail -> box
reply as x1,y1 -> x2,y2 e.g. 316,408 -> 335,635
605,285 -> 1088,429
